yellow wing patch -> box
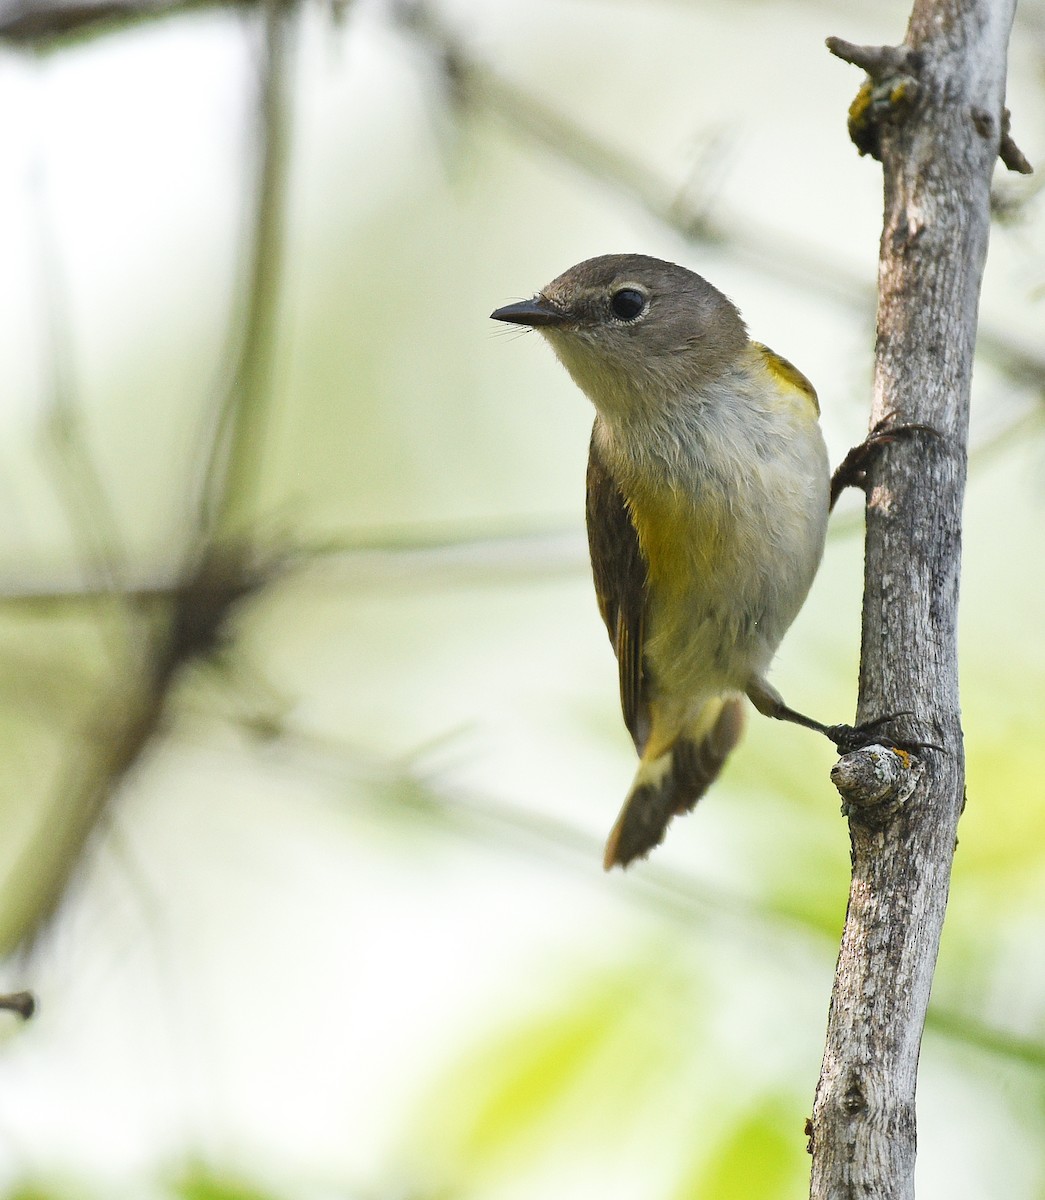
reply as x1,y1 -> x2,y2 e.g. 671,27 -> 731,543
752,342 -> 820,415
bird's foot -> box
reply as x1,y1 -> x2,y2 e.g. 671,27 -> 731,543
825,712 -> 941,756
830,414 -> 940,510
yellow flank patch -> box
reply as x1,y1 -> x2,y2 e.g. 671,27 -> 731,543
629,487 -> 726,595
752,342 -> 820,414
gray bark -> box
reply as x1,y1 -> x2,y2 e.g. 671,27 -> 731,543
810,3 -> 1023,1198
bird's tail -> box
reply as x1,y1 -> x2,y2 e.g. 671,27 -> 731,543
603,697 -> 745,870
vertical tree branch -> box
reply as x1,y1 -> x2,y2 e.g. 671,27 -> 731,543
811,3 -> 1025,1197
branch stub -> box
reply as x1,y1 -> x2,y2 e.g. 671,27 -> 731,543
831,744 -> 920,827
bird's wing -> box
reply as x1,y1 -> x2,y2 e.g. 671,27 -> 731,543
585,427 -> 651,755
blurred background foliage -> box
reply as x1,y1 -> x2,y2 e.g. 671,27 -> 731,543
0,0 -> 1043,1196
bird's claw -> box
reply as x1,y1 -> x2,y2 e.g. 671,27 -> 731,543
830,415 -> 941,509
826,712 -> 941,756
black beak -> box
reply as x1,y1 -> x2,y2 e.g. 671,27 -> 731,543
490,296 -> 567,327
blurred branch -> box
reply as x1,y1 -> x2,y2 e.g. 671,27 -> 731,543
5,0 -> 1041,384
0,0 -> 298,957
923,1006 -> 1045,1071
0,0 -> 255,48
31,168 -> 137,658
194,0 -> 295,548
395,0 -> 1045,401
2,0 -> 1039,997
269,718 -> 1045,1075
2,386 -> 1037,651
5,363 -> 1038,619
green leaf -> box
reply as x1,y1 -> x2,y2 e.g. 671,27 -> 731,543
3,1185 -> 74,1200
409,951 -> 704,1183
670,1099 -> 807,1200
170,1164 -> 282,1200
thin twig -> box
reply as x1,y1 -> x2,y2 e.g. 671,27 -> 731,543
29,161 -> 136,653
825,37 -> 916,78
0,991 -> 36,1019
194,0 -> 295,549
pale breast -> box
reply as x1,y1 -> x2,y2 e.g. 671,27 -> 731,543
627,367 -> 830,709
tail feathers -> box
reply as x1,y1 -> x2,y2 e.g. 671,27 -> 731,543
603,699 -> 745,870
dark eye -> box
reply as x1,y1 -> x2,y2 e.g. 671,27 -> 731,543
610,288 -> 647,321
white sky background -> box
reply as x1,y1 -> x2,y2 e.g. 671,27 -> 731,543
0,0 -> 1043,1197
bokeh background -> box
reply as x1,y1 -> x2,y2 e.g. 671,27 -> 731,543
0,0 -> 1044,1197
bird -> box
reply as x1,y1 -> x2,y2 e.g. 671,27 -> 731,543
492,253 -> 842,869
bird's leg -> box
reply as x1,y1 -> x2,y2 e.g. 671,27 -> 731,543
830,413 -> 940,511
745,678 -> 927,754
746,677 -> 833,735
